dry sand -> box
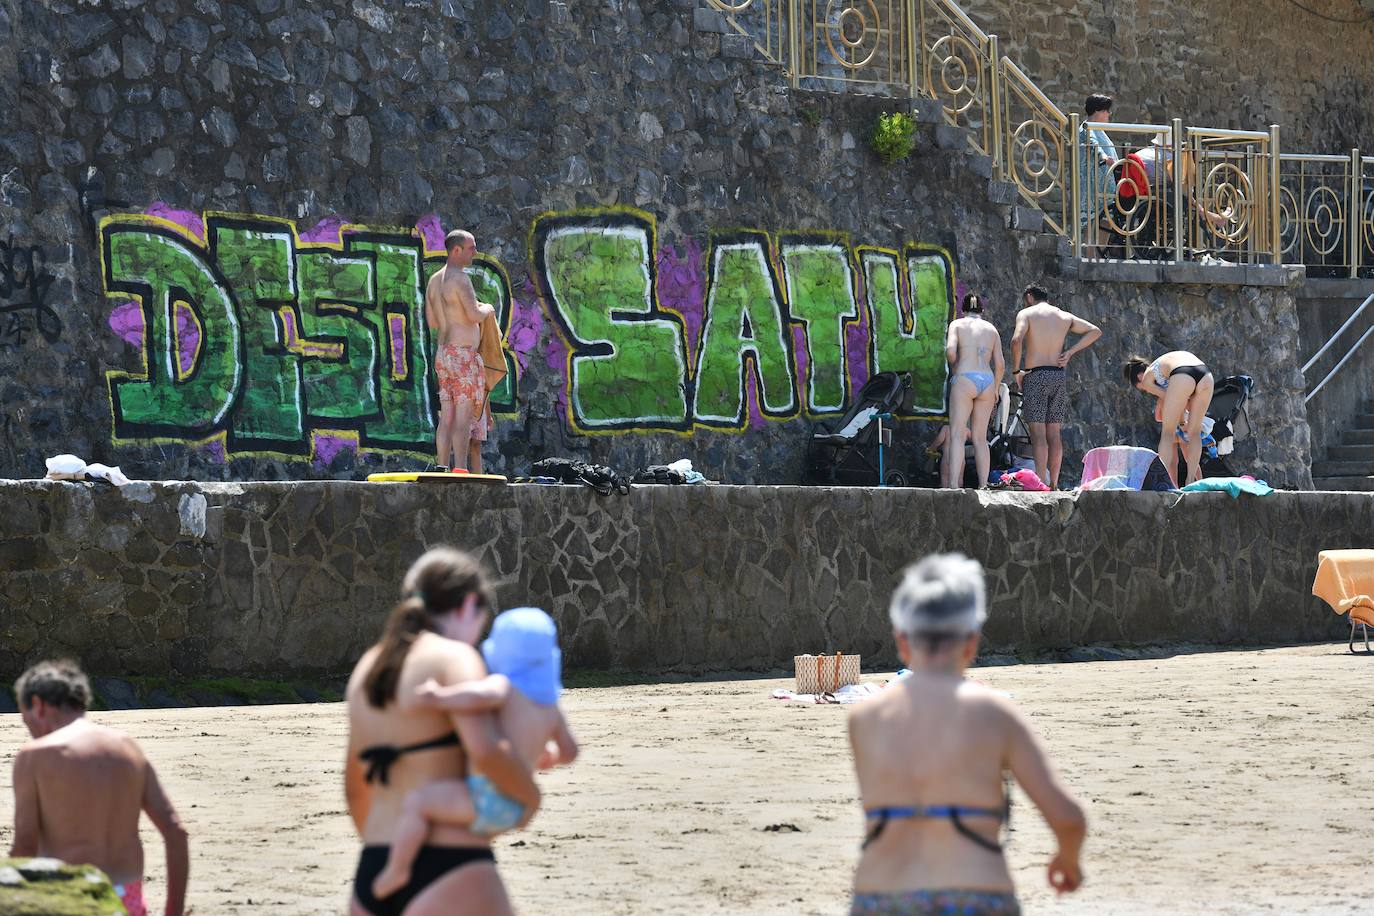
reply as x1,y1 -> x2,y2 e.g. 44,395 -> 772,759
0,644 -> 1369,915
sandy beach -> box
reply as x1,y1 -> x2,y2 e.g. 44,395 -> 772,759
0,643 -> 1367,915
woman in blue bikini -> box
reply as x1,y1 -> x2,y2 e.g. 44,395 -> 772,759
848,554 -> 1087,915
1123,350 -> 1215,485
943,295 -> 1005,489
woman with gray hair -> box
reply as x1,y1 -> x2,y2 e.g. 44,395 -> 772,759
847,554 -> 1087,915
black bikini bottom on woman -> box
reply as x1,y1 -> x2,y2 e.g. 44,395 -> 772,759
354,845 -> 495,916
1169,363 -> 1210,385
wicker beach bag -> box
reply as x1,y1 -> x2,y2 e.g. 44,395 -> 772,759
793,652 -> 860,694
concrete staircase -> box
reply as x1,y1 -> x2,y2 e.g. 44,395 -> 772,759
1312,408 -> 1374,490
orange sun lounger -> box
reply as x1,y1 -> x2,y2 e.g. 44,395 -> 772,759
1312,549 -> 1374,654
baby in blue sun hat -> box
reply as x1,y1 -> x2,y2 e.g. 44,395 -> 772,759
371,608 -> 577,903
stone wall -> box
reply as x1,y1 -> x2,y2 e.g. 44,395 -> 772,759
959,0 -> 1374,152
0,0 -> 1323,488
0,480 -> 1351,679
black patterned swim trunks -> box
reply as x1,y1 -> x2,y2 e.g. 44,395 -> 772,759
1020,366 -> 1067,424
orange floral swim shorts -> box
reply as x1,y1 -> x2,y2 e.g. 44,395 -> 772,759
436,343 -> 493,441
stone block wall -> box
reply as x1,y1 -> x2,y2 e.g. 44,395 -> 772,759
0,480 -> 1350,679
0,0 -> 1323,488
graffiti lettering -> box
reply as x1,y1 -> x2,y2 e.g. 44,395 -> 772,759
98,207 -> 954,458
0,237 -> 61,345
100,213 -> 518,457
533,210 -> 955,433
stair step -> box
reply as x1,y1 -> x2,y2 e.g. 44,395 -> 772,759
1352,414 -> 1374,429
1312,476 -> 1374,492
1341,429 -> 1374,445
1312,460 -> 1374,477
1329,444 -> 1374,461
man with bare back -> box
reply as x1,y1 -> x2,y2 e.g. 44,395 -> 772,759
426,229 -> 496,471
1010,284 -> 1102,489
10,660 -> 189,916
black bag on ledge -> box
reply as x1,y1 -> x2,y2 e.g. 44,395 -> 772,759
530,458 -> 631,496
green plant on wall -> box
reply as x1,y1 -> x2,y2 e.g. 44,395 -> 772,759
870,111 -> 916,164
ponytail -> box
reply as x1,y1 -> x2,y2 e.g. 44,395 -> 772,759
364,594 -> 434,708
363,547 -> 496,708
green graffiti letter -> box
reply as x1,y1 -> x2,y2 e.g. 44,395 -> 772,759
781,242 -> 858,414
350,240 -> 435,449
861,249 -> 953,412
104,227 -> 241,437
295,249 -> 380,421
694,239 -> 796,425
538,221 -> 688,430
212,222 -> 302,446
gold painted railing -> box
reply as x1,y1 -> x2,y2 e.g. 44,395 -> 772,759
705,0 -> 1372,275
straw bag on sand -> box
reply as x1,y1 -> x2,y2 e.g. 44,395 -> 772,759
794,653 -> 860,694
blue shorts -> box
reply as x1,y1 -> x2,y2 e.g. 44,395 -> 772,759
467,774 -> 525,836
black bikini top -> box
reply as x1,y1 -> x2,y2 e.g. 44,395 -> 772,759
359,732 -> 462,785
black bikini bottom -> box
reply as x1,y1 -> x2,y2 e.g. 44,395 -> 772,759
1169,363 -> 1210,384
354,844 -> 496,916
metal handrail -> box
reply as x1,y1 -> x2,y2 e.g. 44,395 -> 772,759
704,0 -> 1373,275
1302,292 -> 1374,377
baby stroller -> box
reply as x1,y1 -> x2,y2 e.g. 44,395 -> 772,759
1199,374 -> 1254,477
805,372 -> 912,486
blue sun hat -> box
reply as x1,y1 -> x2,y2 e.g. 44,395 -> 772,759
481,607 -> 563,706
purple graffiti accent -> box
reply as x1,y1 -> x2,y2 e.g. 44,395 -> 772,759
109,301 -> 144,348
743,361 -> 768,431
416,213 -> 446,255
199,438 -> 227,464
300,216 -> 347,244
846,297 -> 872,398
174,301 -> 201,377
312,432 -> 358,469
145,202 -> 205,243
388,314 -> 408,381
656,239 -> 705,367
508,278 -> 544,374
955,280 -> 970,316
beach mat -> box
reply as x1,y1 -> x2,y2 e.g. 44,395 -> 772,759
366,472 -> 508,485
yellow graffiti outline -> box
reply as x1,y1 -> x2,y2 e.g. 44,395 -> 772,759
528,205 -> 696,438
278,305 -> 346,360
170,299 -> 205,382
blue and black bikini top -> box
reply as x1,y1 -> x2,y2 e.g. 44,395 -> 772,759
863,789 -> 1010,853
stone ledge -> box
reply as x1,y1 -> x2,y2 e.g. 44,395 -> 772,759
0,480 -> 1352,677
1075,259 -> 1305,288
693,6 -> 729,33
1297,277 -> 1374,301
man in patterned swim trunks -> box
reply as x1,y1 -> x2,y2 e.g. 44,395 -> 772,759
10,660 -> 189,916
426,229 -> 497,471
1009,284 -> 1101,489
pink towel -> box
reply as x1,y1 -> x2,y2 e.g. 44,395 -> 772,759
1000,469 -> 1051,491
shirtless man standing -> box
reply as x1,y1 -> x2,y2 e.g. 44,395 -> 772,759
10,660 -> 189,916
1010,284 -> 1102,489
426,229 -> 496,471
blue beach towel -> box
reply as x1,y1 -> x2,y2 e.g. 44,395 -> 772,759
1179,477 -> 1273,498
